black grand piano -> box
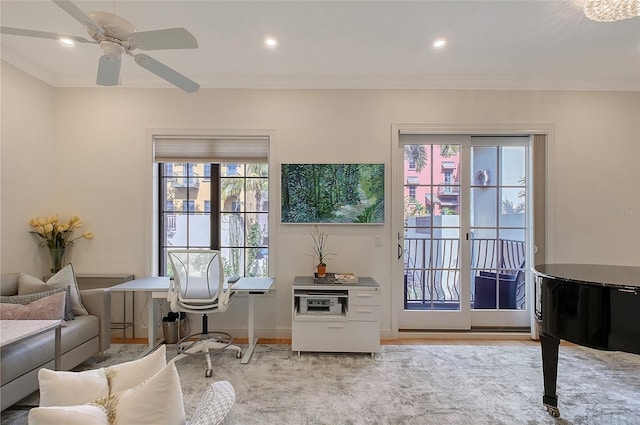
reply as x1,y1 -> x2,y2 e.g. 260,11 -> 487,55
534,263 -> 640,417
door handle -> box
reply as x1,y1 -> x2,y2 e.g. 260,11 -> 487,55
397,243 -> 403,260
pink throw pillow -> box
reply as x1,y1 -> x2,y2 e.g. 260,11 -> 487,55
0,292 -> 67,325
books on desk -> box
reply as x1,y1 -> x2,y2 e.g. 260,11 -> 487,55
314,273 -> 358,284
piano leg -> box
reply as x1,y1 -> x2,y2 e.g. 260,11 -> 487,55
539,331 -> 561,417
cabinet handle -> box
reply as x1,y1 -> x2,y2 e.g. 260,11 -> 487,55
328,325 -> 345,329
356,294 -> 373,298
356,309 -> 373,313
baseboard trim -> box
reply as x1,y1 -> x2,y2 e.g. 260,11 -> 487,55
395,330 -> 533,340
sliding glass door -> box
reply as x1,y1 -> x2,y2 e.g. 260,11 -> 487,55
396,135 -> 531,330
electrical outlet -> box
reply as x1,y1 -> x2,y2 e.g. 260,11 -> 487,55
375,235 -> 382,246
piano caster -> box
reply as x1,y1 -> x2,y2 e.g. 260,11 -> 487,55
544,405 -> 560,418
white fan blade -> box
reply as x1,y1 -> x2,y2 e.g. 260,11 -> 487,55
96,55 -> 121,86
53,0 -> 103,36
128,28 -> 198,50
134,53 -> 199,93
0,26 -> 95,44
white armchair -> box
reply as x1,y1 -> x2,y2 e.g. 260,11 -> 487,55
188,380 -> 236,425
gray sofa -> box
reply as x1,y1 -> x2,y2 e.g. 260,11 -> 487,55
0,273 -> 111,411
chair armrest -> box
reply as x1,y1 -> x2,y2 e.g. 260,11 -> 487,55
187,381 -> 236,425
80,288 -> 111,352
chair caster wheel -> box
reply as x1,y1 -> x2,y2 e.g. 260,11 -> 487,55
545,405 -> 560,418
236,351 -> 242,359
205,369 -> 213,378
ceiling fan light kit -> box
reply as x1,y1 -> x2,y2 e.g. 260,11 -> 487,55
0,0 -> 200,92
583,0 -> 640,22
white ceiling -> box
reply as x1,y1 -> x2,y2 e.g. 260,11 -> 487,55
1,0 -> 639,91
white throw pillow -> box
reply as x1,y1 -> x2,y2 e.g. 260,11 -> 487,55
37,345 -> 167,408
17,264 -> 88,316
38,368 -> 109,407
28,404 -> 109,425
92,361 -> 186,425
106,344 -> 167,394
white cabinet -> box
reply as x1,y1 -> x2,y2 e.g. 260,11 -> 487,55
291,276 -> 380,356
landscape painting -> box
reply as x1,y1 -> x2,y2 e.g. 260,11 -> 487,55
281,163 -> 385,224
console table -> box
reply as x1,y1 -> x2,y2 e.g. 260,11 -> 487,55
291,276 -> 380,356
0,320 -> 61,370
76,274 -> 135,339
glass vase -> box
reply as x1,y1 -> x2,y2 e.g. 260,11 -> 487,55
49,246 -> 66,274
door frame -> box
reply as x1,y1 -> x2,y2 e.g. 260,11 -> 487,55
390,123 -> 554,339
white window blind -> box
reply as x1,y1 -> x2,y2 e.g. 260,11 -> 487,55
153,136 -> 269,163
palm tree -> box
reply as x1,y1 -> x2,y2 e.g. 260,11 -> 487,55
404,144 -> 459,173
440,145 -> 459,157
404,145 -> 427,172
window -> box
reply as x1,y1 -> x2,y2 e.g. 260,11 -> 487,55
183,200 -> 195,211
159,162 -> 269,277
409,186 -> 416,201
408,158 -> 416,170
153,133 -> 270,277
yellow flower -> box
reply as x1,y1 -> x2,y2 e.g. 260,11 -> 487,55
69,215 -> 82,229
28,214 -> 94,251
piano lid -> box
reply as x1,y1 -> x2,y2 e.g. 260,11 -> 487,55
534,263 -> 640,290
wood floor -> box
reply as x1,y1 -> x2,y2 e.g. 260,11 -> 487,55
110,336 -> 544,346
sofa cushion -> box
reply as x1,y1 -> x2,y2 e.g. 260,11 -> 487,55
0,287 -> 74,320
28,404 -> 109,425
0,292 -> 66,324
18,264 -> 88,316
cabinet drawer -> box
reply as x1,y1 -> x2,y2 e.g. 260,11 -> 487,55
292,321 -> 379,353
350,290 -> 380,306
349,305 -> 380,322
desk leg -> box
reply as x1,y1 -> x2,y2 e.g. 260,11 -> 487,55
241,294 -> 258,364
148,293 -> 156,351
54,326 -> 61,370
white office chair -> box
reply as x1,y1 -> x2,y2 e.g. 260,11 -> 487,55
167,249 -> 242,377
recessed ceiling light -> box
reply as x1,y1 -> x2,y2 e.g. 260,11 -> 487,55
433,39 -> 446,49
264,37 -> 277,48
59,37 -> 74,47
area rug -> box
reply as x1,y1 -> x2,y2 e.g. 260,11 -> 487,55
2,343 -> 639,425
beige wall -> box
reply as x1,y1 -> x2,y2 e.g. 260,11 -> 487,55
2,60 -> 639,337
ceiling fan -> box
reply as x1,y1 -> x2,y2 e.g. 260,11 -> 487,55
0,0 -> 200,92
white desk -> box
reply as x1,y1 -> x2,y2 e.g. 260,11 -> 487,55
109,276 -> 275,364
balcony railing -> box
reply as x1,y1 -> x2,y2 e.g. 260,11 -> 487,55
172,175 -> 201,189
437,186 -> 460,196
404,237 -> 526,310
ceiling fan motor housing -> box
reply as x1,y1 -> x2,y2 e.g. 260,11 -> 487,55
87,11 -> 136,49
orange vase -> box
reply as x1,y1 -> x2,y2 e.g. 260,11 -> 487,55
317,264 -> 327,278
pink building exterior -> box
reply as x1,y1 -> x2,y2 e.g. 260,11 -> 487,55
404,146 -> 460,216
